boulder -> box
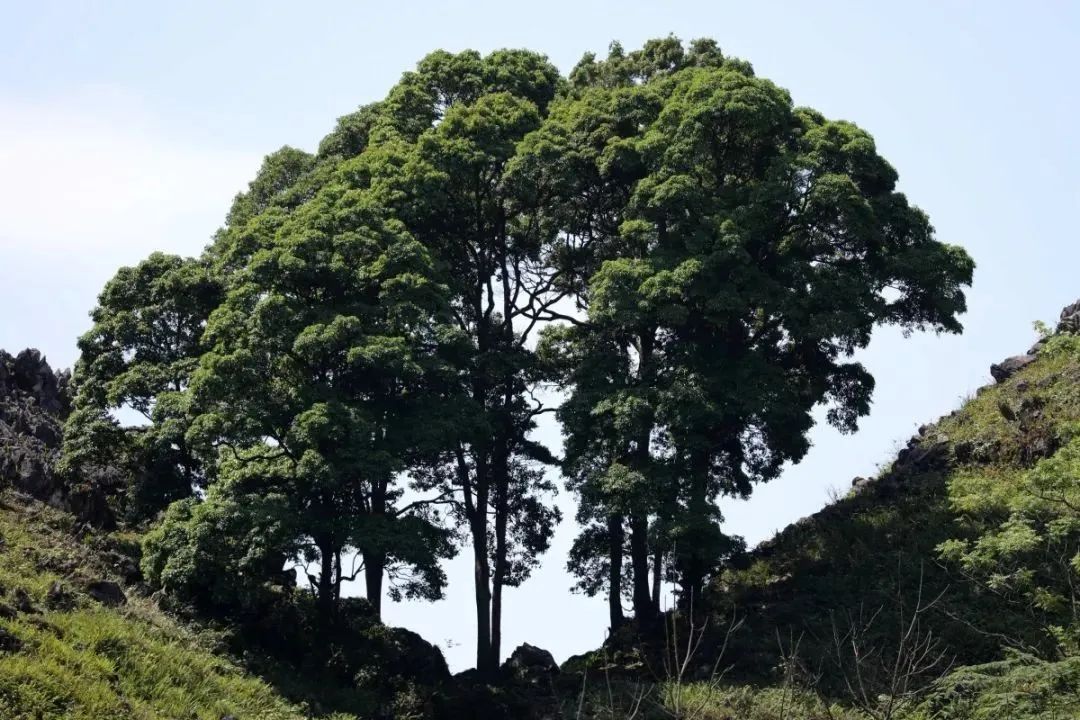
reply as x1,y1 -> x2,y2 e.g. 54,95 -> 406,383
45,581 -> 76,610
1059,299 -> 1080,334
103,550 -> 142,585
85,580 -> 127,607
0,627 -> 22,652
990,354 -> 1036,383
12,588 -> 36,614
504,643 -> 558,681
850,476 -> 873,494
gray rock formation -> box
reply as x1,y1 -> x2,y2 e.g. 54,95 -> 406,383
504,643 -> 558,683
990,354 -> 1037,383
0,348 -> 114,527
1059,299 -> 1080,334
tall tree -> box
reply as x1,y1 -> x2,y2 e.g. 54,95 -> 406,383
187,181 -> 460,626
62,252 -> 223,522
530,38 -> 974,619
360,49 -> 567,672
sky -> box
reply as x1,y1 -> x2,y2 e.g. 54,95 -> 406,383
2,0 -> 1079,672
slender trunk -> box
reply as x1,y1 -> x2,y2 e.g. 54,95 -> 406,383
491,563 -> 504,670
682,453 -> 710,614
607,512 -> 625,633
489,221 -> 517,671
364,551 -> 385,617
365,480 -> 388,618
491,445 -> 509,669
651,539 -> 662,611
465,440 -> 494,674
630,329 -> 657,624
316,537 -> 337,631
630,512 -> 654,622
471,502 -> 493,673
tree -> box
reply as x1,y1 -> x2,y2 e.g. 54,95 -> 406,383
528,37 -> 974,621
353,49 -> 567,673
62,252 -> 223,522
187,180 -> 460,627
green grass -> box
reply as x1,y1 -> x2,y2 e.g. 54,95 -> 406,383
0,493 -> 330,720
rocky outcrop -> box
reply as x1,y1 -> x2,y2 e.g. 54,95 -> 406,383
1059,299 -> 1080,334
0,349 -> 70,503
0,349 -> 115,527
503,643 -> 558,683
990,354 -> 1037,383
994,298 -> 1080,382
85,579 -> 127,607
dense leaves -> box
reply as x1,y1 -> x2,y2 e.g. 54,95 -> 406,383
58,37 -> 975,678
529,39 -> 974,620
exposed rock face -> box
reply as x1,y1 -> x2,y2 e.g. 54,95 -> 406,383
85,580 -> 127,607
1059,299 -> 1080,334
504,643 -> 558,682
0,627 -> 23,652
0,349 -> 70,503
990,354 -> 1037,383
0,349 -> 115,527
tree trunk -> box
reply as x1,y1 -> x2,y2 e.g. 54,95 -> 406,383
630,512 -> 655,623
491,446 -> 510,669
364,550 -> 385,617
366,480 -> 388,618
651,539 -> 662,611
682,455 -> 710,615
316,537 -> 337,632
630,329 -> 657,625
607,512 -> 625,632
471,507 -> 493,673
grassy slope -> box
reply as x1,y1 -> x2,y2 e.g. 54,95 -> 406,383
563,331 -> 1080,719
0,332 -> 1076,719
688,331 -> 1080,716
0,492 -> 328,720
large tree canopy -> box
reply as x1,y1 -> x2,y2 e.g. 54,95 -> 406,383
64,37 -> 974,674
62,252 -> 223,522
529,38 -> 974,621
188,181 -> 462,625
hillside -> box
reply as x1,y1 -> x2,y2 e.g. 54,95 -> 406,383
565,300 -> 1080,719
0,490 -> 314,719
1,302 -> 1079,719
714,300 -> 1080,675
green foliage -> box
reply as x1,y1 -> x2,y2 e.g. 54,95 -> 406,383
530,36 -> 974,617
188,177 -> 463,620
918,651 -> 1080,720
140,477 -> 300,614
62,252 -> 224,523
938,347 -> 1080,650
0,492 -> 319,720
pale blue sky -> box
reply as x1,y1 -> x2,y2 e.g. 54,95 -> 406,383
2,1 -> 1078,672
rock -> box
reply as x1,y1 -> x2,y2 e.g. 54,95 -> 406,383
504,643 -> 558,681
45,581 -> 75,610
850,476 -> 873,494
85,580 -> 127,607
12,588 -> 36,614
104,550 -> 142,585
893,440 -> 952,476
0,627 -> 23,653
1059,299 -> 1080,334
990,354 -> 1036,383
997,400 -> 1017,422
